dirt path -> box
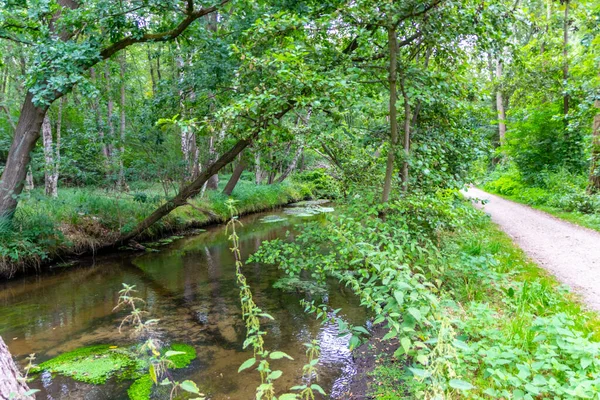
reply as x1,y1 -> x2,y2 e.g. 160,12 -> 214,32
465,188 -> 600,312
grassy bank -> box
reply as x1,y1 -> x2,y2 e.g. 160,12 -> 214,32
250,191 -> 600,398
367,207 -> 600,399
483,167 -> 600,232
0,176 -> 315,278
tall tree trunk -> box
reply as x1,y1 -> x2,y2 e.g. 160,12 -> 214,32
496,59 -> 506,145
42,113 -> 56,197
255,152 -> 264,185
105,63 -> 115,164
223,157 -> 247,196
276,145 -> 304,183
25,167 -> 34,191
118,53 -> 129,191
147,47 -> 156,95
400,78 -> 411,191
588,70 -> 600,194
0,336 -> 34,399
382,24 -> 398,203
0,92 -> 48,218
563,0 -> 570,118
52,97 -> 64,198
91,67 -> 110,166
206,135 -> 219,190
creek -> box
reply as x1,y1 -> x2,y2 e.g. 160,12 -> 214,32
0,206 -> 366,399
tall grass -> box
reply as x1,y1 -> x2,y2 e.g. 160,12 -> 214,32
0,178 -> 314,278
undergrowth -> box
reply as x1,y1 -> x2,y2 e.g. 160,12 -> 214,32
251,190 -> 600,398
483,166 -> 600,231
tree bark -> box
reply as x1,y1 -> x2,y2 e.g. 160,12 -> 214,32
223,157 -> 247,196
0,336 -> 34,399
0,92 -> 48,218
42,113 -> 55,197
118,53 -> 129,191
25,167 -> 34,191
120,136 -> 252,243
382,24 -> 398,203
206,135 -> 219,190
563,0 -> 570,118
588,71 -> 600,194
105,64 -> 115,162
400,78 -> 411,192
0,2 -> 227,218
91,67 -> 110,166
276,145 -> 304,183
255,152 -> 265,185
496,59 -> 506,145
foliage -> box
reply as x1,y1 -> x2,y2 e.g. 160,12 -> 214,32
127,374 -> 153,400
0,180 -> 310,276
252,189 -> 600,397
485,166 -> 600,216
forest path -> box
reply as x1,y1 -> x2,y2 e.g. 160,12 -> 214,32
465,187 -> 600,312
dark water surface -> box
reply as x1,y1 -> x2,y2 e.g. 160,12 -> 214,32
0,207 -> 366,399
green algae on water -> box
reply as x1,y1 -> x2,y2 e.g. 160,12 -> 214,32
127,374 -> 153,400
33,345 -> 144,385
166,343 -> 196,369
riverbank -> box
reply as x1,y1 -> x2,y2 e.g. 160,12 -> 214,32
352,202 -> 600,399
0,178 -> 315,279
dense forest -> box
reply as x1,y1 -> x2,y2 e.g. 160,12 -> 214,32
1,0 -> 600,399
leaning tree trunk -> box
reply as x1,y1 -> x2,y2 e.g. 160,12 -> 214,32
276,145 -> 304,183
120,137 -> 253,243
0,92 -> 48,218
223,157 -> 248,196
0,336 -> 34,399
382,24 -> 399,203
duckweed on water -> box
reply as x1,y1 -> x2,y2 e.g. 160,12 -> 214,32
167,343 -> 196,369
127,374 -> 153,400
33,345 -> 144,385
32,342 -> 197,391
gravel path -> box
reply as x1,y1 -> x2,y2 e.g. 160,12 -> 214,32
465,187 -> 600,312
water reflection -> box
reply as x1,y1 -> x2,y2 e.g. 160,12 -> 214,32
0,208 -> 366,399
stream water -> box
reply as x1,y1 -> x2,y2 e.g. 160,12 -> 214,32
0,206 -> 367,399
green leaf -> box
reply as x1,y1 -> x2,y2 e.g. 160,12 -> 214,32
278,394 -> 299,400
270,351 -> 294,360
449,379 -> 474,390
180,380 -> 200,394
393,290 -> 404,306
407,307 -> 422,322
401,337 -> 411,353
310,384 -> 326,395
268,370 -> 283,380
238,357 -> 256,372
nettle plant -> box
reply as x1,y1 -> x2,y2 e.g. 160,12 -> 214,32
114,284 -> 205,400
251,194 -> 480,398
225,199 -> 327,400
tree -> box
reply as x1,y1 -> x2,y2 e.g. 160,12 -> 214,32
0,0 -> 229,218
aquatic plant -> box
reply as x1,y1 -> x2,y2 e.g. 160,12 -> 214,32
33,345 -> 144,385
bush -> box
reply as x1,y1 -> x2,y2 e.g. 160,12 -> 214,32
294,168 -> 340,199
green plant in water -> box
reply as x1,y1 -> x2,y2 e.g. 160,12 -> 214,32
226,199 -> 294,400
